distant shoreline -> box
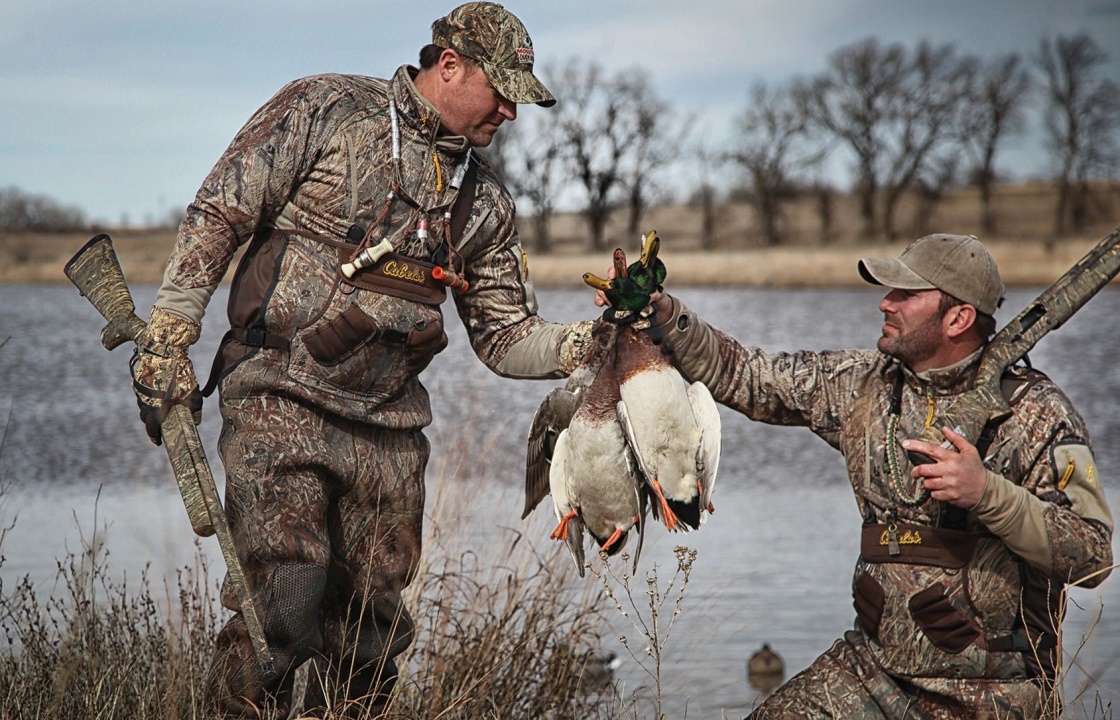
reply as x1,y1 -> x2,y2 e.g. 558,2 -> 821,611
0,230 -> 1113,289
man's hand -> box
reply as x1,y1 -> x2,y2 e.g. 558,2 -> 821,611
131,307 -> 203,445
591,265 -> 668,331
902,426 -> 989,509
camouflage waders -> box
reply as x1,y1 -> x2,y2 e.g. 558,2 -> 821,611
748,630 -> 1050,719
207,392 -> 426,717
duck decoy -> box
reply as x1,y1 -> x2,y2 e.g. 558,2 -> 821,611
747,643 -> 785,694
579,650 -> 621,691
524,322 -> 650,577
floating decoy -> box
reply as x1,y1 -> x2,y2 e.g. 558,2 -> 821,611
747,643 -> 785,694
579,650 -> 621,691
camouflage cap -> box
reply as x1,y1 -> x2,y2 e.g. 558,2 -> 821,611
432,2 -> 556,107
858,233 -> 1005,315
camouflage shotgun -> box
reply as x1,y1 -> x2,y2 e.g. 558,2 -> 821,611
907,224 -> 1120,477
64,234 -> 275,676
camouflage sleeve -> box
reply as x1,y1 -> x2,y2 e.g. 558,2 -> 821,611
971,384 -> 1114,587
164,76 -> 326,297
452,175 -> 578,379
655,294 -> 857,440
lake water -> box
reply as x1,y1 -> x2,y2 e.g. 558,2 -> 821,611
2,280 -> 1118,718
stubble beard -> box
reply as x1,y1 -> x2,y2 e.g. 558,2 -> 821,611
878,313 -> 943,367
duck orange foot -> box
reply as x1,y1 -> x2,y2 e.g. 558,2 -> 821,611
651,480 -> 682,531
551,508 -> 579,541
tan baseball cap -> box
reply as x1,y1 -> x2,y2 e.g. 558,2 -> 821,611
432,2 -> 556,107
858,233 -> 1005,315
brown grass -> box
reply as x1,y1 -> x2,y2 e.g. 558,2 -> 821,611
3,183 -> 1118,288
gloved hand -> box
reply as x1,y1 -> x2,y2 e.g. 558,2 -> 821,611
131,307 -> 203,446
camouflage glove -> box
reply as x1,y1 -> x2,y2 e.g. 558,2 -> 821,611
130,307 -> 203,446
557,319 -> 599,375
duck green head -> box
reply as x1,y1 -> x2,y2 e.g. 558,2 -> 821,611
583,230 -> 667,315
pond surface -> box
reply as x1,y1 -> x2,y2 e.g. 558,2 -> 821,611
2,281 -> 1118,717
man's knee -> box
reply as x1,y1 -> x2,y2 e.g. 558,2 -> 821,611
265,563 -> 328,658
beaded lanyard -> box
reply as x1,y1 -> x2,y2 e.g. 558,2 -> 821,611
885,372 -> 934,508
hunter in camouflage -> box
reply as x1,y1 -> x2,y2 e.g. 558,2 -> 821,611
647,234 -> 1113,719
129,3 -> 593,717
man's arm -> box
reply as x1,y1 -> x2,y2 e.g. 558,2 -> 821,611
907,386 -> 1114,587
452,175 -> 594,379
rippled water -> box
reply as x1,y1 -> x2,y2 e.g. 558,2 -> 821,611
2,281 -> 1118,717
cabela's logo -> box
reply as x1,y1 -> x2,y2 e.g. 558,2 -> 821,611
383,260 -> 426,284
880,529 -> 922,546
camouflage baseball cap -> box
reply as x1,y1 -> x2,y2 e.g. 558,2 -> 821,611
858,233 -> 1005,315
432,2 -> 556,107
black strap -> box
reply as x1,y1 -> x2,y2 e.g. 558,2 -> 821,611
988,628 -> 1057,653
201,327 -> 290,397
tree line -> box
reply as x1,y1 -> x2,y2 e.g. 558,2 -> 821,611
490,32 -> 1119,251
4,33 -> 1116,248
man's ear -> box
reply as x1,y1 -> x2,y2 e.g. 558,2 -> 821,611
438,48 -> 463,82
944,303 -> 977,340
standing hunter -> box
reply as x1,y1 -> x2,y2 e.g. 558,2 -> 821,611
633,234 -> 1113,718
130,3 -> 596,716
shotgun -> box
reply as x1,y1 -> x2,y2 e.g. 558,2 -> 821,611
65,234 -> 274,676
907,225 -> 1120,476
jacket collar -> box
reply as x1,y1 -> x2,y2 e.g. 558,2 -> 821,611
390,65 -> 471,155
899,347 -> 984,398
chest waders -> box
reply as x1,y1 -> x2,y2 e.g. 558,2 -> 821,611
855,366 -> 1061,680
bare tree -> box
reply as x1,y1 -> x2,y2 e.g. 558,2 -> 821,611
0,186 -> 86,231
960,53 -> 1032,237
880,42 -> 976,239
691,141 -> 722,250
729,82 -> 821,246
551,60 -> 648,252
804,38 -> 976,240
1036,33 -> 1120,236
618,80 -> 687,237
802,38 -> 908,239
485,112 -> 565,253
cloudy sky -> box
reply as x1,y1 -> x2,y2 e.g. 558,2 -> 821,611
3,0 -> 1118,226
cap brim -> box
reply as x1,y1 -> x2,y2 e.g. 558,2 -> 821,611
858,258 -> 936,290
484,64 -> 556,107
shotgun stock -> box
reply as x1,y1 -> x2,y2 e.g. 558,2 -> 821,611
64,234 -> 275,676
907,225 -> 1120,473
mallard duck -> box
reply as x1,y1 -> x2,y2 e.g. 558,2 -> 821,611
616,324 -> 721,531
524,322 -> 650,577
588,231 -> 721,531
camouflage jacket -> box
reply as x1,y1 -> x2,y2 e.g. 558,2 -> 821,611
153,66 -> 590,428
658,295 -> 1113,685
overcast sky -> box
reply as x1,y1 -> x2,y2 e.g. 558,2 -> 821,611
3,0 -> 1118,226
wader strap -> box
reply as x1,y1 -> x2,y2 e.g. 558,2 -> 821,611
449,156 -> 478,250
987,628 -> 1057,653
200,327 -> 290,397
860,523 -> 979,568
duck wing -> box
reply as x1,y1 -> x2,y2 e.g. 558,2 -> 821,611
687,381 -> 722,523
524,385 -> 583,519
548,429 -> 587,576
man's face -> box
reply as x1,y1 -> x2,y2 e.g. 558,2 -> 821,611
876,288 -> 947,370
439,61 -> 517,147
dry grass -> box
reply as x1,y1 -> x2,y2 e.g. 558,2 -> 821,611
2,183 -> 1118,288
